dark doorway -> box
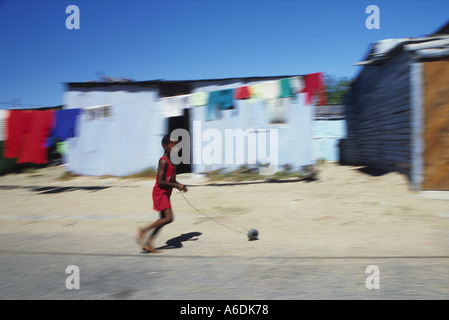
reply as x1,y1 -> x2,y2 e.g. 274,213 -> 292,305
167,108 -> 191,174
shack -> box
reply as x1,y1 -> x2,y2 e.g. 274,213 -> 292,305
341,21 -> 449,190
63,74 -> 326,177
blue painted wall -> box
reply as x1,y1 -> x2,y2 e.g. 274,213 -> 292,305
188,97 -> 313,174
64,86 -> 163,176
312,120 -> 346,162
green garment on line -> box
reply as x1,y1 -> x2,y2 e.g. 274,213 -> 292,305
279,78 -> 294,98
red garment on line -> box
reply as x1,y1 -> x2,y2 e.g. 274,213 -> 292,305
4,110 -> 25,159
152,156 -> 176,212
4,110 -> 54,164
18,110 -> 54,164
302,73 -> 327,106
234,86 -> 251,99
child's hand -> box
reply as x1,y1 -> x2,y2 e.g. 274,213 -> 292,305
178,184 -> 187,192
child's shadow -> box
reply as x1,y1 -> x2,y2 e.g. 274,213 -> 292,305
156,232 -> 202,250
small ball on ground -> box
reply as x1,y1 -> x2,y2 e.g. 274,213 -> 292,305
247,228 -> 259,241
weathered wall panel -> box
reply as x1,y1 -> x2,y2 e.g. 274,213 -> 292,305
343,50 -> 413,176
422,58 -> 449,190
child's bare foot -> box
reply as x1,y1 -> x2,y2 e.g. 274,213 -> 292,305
136,228 -> 145,246
142,245 -> 161,253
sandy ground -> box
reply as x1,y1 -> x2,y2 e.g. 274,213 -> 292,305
0,163 -> 448,259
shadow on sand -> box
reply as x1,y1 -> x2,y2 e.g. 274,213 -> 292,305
156,232 -> 202,250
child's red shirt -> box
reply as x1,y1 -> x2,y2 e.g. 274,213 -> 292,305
152,156 -> 176,212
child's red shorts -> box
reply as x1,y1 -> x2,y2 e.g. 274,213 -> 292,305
152,186 -> 172,212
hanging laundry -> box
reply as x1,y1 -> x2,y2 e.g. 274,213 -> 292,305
261,81 -> 280,101
4,110 -> 25,159
18,110 -> 54,164
206,89 -> 234,120
279,78 -> 294,98
0,110 -> 7,141
234,86 -> 251,100
205,96 -> 217,121
46,108 -> 81,147
4,110 -> 54,164
302,72 -> 327,106
217,89 -> 234,110
188,92 -> 209,107
249,83 -> 264,102
160,95 -> 188,118
289,76 -> 304,94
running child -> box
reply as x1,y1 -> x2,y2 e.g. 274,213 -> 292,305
136,133 -> 187,253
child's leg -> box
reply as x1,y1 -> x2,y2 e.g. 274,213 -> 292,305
137,208 -> 173,241
141,208 -> 174,252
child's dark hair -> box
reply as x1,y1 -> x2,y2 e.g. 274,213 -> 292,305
161,133 -> 171,147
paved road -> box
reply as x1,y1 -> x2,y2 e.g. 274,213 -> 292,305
1,166 -> 449,303
1,241 -> 448,300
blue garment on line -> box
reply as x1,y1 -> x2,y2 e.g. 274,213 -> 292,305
206,89 -> 234,120
46,108 -> 81,147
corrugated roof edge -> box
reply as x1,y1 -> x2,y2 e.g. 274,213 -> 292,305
64,75 -> 304,88
354,21 -> 449,68
356,35 -> 449,66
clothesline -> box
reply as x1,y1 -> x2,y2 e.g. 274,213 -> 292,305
160,74 -> 325,103
159,73 -> 327,119
0,73 -> 328,163
1,62 -> 356,111
1,108 -> 80,164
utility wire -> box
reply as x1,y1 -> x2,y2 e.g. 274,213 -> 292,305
178,191 -> 247,236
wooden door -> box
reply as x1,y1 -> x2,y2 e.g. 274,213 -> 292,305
422,59 -> 449,190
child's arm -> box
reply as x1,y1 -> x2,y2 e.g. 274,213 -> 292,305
175,178 -> 188,192
157,158 -> 186,191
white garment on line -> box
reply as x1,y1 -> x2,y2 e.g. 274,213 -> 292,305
261,80 -> 281,100
289,76 -> 304,93
160,95 -> 188,118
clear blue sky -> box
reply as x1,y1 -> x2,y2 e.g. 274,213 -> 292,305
0,0 -> 448,108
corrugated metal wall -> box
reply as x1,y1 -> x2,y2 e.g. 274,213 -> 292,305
64,80 -> 315,176
312,120 -> 346,162
189,97 -> 313,174
64,86 -> 163,176
342,50 -> 413,177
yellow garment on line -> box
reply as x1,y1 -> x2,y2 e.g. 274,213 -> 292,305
188,92 -> 209,107
249,83 -> 264,102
